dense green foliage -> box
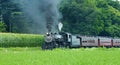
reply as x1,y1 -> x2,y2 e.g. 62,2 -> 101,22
0,33 -> 44,47
0,21 -> 6,32
1,0 -> 120,37
60,0 -> 120,37
1,0 -> 32,33
0,47 -> 120,65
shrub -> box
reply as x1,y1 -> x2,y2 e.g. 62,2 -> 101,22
0,33 -> 44,47
0,22 -> 6,32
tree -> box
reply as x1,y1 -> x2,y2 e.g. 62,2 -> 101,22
60,0 -> 120,37
0,21 -> 6,32
1,0 -> 20,32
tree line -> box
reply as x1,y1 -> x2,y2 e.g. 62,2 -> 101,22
60,0 -> 120,37
0,0 -> 120,37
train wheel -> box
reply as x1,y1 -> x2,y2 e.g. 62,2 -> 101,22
42,43 -> 53,50
48,43 -> 54,50
63,42 -> 67,48
42,43 -> 47,50
69,45 -> 72,49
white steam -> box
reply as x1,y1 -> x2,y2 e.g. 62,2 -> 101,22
58,22 -> 63,31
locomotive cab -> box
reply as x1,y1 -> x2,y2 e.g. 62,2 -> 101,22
59,32 -> 72,47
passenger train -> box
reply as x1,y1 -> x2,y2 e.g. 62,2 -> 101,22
42,23 -> 120,50
42,32 -> 120,50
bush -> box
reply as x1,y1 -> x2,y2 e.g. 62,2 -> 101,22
0,33 -> 44,47
0,22 -> 6,32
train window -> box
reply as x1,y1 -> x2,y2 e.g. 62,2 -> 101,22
82,41 -> 87,43
115,42 -> 120,43
69,35 -> 71,38
88,40 -> 95,43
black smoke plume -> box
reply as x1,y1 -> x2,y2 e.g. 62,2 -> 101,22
12,0 -> 62,34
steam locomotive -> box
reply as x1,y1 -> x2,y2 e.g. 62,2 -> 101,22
42,32 -> 72,50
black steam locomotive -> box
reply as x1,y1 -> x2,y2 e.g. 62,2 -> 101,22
42,32 -> 73,50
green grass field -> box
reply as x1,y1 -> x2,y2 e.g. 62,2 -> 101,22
0,47 -> 120,65
0,33 -> 44,47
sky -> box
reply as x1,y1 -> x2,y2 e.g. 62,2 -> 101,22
112,0 -> 120,1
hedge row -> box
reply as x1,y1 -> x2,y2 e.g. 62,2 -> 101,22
0,33 -> 44,47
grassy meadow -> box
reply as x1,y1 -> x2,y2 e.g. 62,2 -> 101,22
0,33 -> 44,47
0,33 -> 120,65
0,47 -> 120,65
